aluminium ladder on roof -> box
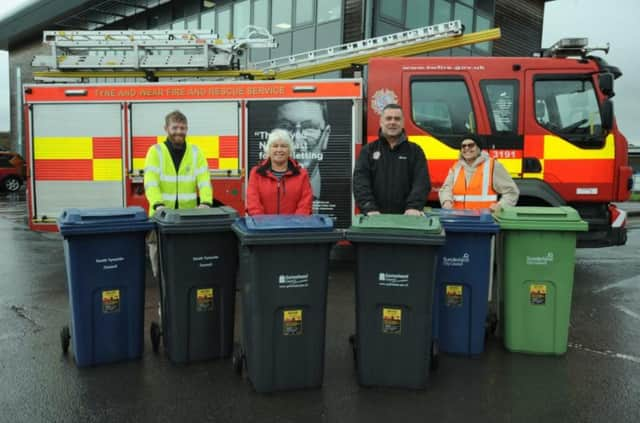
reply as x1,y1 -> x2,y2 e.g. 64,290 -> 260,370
32,25 -> 277,70
31,20 -> 502,81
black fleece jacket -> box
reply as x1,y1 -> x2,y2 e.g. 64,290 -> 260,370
353,130 -> 430,214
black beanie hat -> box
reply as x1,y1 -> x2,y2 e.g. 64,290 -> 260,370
461,134 -> 483,150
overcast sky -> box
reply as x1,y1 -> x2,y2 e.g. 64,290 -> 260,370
543,0 -> 640,143
0,0 -> 37,21
1,0 -> 640,141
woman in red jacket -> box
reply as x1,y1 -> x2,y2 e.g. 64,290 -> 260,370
246,129 -> 313,215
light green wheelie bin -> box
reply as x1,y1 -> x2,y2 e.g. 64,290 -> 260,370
493,207 -> 587,354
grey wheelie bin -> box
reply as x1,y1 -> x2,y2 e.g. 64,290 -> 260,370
346,214 -> 445,389
152,207 -> 239,364
231,214 -> 341,393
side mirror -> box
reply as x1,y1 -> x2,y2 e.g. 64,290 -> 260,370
601,99 -> 613,131
599,73 -> 614,97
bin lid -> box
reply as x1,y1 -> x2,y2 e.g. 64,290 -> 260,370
232,215 -> 341,245
345,214 -> 445,246
244,214 -> 334,232
58,207 -> 154,237
493,206 -> 588,232
431,208 -> 499,233
154,206 -> 238,233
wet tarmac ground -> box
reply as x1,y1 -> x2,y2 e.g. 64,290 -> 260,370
1,192 -> 639,423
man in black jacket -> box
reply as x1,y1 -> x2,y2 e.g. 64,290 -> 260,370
353,103 -> 430,216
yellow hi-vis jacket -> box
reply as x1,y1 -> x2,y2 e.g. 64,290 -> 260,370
143,142 -> 213,215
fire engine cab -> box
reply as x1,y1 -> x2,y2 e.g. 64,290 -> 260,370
367,37 -> 632,246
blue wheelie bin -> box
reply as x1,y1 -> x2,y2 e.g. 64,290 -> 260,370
231,214 -> 341,393
58,207 -> 154,367
432,209 -> 499,356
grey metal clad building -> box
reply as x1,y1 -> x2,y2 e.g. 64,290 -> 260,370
0,0 -> 548,150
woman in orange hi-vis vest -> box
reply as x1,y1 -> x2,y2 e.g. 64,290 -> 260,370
439,135 -> 519,211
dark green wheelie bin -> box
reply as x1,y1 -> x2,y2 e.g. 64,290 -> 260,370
231,214 -> 341,393
152,207 -> 239,363
346,214 -> 445,389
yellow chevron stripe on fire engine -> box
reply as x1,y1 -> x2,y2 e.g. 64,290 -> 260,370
408,135 -> 459,160
544,134 -> 614,160
188,135 -> 219,158
219,158 -> 239,170
34,137 -> 93,159
133,158 -> 146,172
93,159 -> 123,181
498,159 -> 522,177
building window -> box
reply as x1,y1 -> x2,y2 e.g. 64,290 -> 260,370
454,2 -> 473,33
186,14 -> 199,30
406,0 -> 430,29
272,0 -> 293,33
380,0 -> 403,23
201,9 -> 215,31
317,0 -> 341,23
296,0 -> 314,27
253,0 -> 269,29
474,12 -> 492,54
433,0 -> 452,24
476,0 -> 495,14
172,19 -> 185,30
234,0 -> 250,35
218,6 -> 231,38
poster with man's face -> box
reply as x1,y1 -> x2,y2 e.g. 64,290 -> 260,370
247,99 -> 354,228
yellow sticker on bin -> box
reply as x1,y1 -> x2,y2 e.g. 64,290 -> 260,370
102,289 -> 120,313
382,307 -> 402,335
196,288 -> 214,312
530,284 -> 547,305
283,309 -> 303,336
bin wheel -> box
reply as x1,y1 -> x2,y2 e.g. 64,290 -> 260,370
348,334 -> 357,364
430,340 -> 439,371
485,313 -> 498,340
60,326 -> 71,355
232,343 -> 244,376
150,321 -> 161,354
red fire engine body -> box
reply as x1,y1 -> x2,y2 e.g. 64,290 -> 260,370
24,53 -> 632,245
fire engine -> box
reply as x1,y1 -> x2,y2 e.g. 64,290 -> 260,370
23,22 -> 632,246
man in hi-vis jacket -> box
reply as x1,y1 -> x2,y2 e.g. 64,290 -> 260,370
143,110 -> 212,276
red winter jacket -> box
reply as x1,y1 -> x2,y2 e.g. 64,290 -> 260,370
246,158 -> 313,215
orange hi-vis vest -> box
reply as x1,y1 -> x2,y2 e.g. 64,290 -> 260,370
452,158 -> 498,209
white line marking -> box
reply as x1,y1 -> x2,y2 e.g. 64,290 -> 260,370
569,343 -> 640,364
613,304 -> 640,321
592,274 -> 640,293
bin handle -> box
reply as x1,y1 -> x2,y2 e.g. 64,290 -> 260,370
60,208 -> 143,223
317,214 -> 334,227
515,211 -> 568,219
